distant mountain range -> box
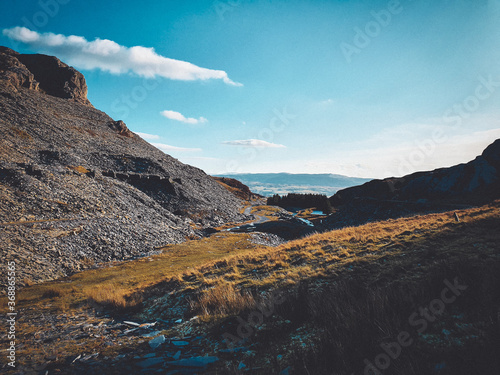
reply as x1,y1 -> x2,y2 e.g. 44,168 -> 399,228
214,173 -> 371,196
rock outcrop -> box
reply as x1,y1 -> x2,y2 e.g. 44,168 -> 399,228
212,176 -> 262,200
0,47 -> 246,285
0,47 -> 39,91
0,46 -> 91,105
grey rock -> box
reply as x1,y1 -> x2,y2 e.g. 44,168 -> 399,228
149,335 -> 166,349
143,330 -> 163,338
137,357 -> 164,368
172,340 -> 189,346
172,350 -> 181,360
167,356 -> 219,368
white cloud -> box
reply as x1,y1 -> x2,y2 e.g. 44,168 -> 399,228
160,110 -> 208,124
10,27 -> 39,42
222,139 -> 286,148
151,143 -> 202,152
134,132 -> 160,140
3,27 -> 242,86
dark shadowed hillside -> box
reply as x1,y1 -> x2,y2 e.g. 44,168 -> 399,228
326,140 -> 500,228
0,46 -> 246,285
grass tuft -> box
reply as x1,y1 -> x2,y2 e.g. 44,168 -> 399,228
192,280 -> 256,317
85,285 -> 142,310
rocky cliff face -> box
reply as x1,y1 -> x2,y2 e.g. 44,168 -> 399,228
0,47 -> 39,91
0,47 -> 245,285
326,140 -> 500,228
0,46 -> 90,105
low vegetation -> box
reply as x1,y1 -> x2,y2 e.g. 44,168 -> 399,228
187,201 -> 498,309
4,202 -> 499,374
184,201 -> 500,374
8,232 -> 262,312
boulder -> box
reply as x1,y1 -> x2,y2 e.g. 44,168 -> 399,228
108,120 -> 134,138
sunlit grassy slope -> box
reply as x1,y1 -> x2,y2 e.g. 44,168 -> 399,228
186,201 -> 500,316
3,201 -> 499,374
9,201 -> 500,316
184,201 -> 499,375
9,232 -> 262,311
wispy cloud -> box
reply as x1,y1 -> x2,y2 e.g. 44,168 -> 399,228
3,27 -> 242,86
222,139 -> 286,148
151,143 -> 202,152
160,110 -> 208,125
319,98 -> 334,105
134,132 -> 160,140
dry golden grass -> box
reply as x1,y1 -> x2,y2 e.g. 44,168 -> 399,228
11,232 -> 261,312
181,202 -> 500,375
4,202 -> 499,375
193,280 -> 257,317
8,201 -> 500,320
41,286 -> 71,299
188,201 -> 500,316
86,284 -> 142,309
212,178 -> 249,201
251,205 -> 282,216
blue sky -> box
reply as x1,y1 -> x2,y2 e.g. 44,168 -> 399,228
1,0 -> 500,178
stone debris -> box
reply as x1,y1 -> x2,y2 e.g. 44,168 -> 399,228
172,340 -> 189,346
143,330 -> 163,338
167,356 -> 219,368
0,45 -> 249,287
149,335 -> 166,349
123,321 -> 141,327
172,350 -> 181,360
137,357 -> 164,369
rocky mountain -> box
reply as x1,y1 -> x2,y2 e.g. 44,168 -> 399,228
0,46 -> 246,285
326,140 -> 500,228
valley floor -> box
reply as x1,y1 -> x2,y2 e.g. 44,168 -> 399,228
1,202 -> 500,374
